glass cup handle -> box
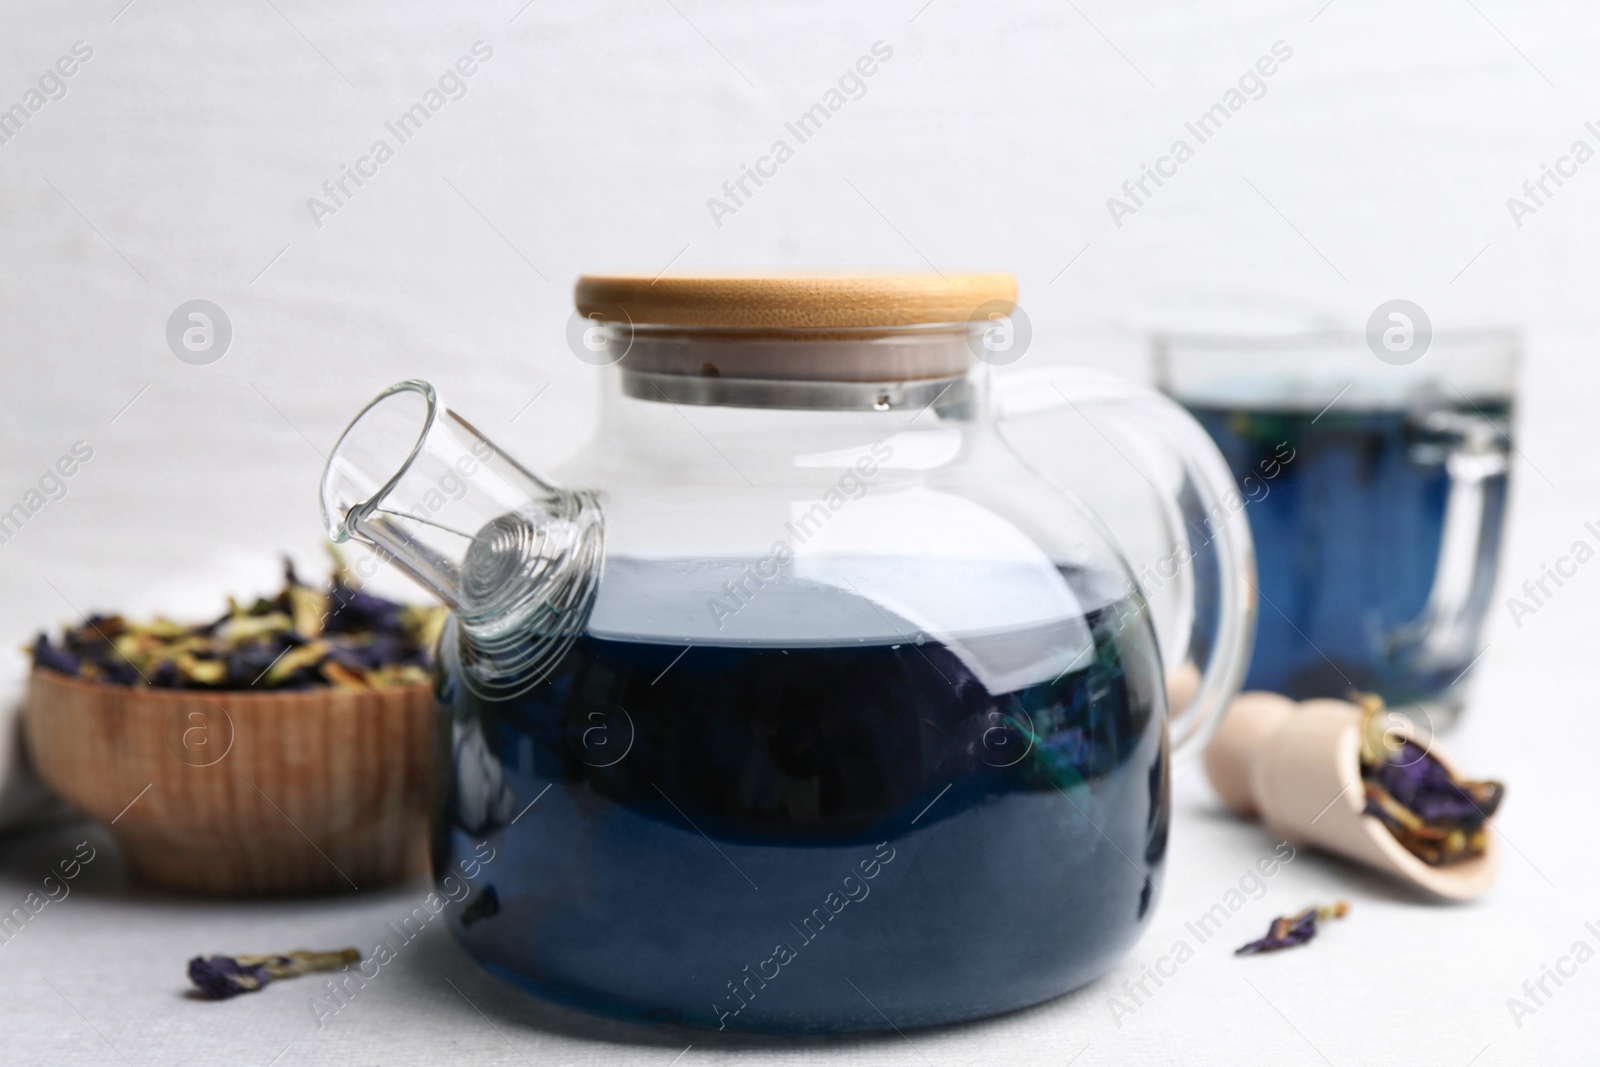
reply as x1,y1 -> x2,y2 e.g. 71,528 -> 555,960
996,367 -> 1258,753
1385,412 -> 1511,674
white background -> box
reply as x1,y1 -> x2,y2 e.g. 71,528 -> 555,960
0,0 -> 1597,1063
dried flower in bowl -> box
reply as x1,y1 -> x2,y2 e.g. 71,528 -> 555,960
30,555 -> 446,691
1358,695 -> 1504,866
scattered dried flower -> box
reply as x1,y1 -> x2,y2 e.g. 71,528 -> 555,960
1235,902 -> 1349,955
31,553 -> 445,691
188,947 -> 361,999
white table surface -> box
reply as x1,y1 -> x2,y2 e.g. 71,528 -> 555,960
3,0 -> 1599,1062
0,700 -> 1590,1067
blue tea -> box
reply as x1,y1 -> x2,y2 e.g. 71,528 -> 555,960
434,558 -> 1167,1033
1184,401 -> 1511,709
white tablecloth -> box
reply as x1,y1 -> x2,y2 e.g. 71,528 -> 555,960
0,702 -> 1586,1067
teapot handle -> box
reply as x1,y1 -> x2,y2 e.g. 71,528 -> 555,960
996,367 -> 1257,753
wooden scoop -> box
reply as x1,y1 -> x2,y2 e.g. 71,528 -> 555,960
1203,692 -> 1500,900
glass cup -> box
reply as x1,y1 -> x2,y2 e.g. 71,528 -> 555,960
1154,329 -> 1518,731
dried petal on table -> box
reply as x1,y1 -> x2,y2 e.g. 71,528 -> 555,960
188,947 -> 360,999
1235,902 -> 1349,956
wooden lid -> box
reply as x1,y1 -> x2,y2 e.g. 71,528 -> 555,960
574,273 -> 1017,329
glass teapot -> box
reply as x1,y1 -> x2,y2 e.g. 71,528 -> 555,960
319,274 -> 1254,1033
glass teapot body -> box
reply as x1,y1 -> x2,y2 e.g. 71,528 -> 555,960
321,279 -> 1253,1032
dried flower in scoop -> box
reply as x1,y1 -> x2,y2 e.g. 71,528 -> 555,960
188,947 -> 360,999
1235,901 -> 1349,956
30,553 -> 446,691
1357,694 -> 1503,866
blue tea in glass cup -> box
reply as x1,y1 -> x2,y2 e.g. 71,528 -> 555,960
1156,330 -> 1517,729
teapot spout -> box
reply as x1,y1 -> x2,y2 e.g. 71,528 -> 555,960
320,380 -> 603,696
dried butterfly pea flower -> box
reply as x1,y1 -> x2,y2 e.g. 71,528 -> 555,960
216,612 -> 295,647
314,660 -> 357,688
367,663 -> 432,688
174,654 -> 227,686
1357,695 -> 1503,866
30,634 -> 78,677
30,554 -> 445,691
188,947 -> 360,1000
1235,901 -> 1349,956
263,642 -> 329,686
287,582 -> 327,640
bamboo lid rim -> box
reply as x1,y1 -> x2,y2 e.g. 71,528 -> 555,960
574,273 -> 1018,329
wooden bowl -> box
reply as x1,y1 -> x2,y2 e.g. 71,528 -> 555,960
23,669 -> 438,896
